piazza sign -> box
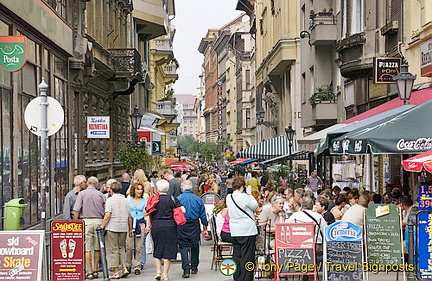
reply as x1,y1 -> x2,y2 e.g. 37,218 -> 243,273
0,36 -> 27,72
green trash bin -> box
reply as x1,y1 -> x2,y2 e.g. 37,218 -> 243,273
5,198 -> 27,230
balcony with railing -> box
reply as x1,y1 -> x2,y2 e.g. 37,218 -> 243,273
164,61 -> 179,83
309,11 -> 337,45
108,48 -> 143,95
157,100 -> 176,117
309,89 -> 337,121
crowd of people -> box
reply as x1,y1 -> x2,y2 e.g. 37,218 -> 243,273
64,166 -> 414,281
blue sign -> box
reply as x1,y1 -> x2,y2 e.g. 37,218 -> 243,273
417,212 -> 432,279
325,221 -> 363,242
418,185 -> 432,210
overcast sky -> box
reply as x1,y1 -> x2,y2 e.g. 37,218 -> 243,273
172,1 -> 244,95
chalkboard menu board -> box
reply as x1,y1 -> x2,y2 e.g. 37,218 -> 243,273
365,204 -> 403,265
324,221 -> 364,281
274,223 -> 316,278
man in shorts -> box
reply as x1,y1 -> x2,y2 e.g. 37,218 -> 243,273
73,176 -> 106,279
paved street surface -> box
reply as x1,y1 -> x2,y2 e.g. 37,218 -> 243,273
114,239 -> 404,281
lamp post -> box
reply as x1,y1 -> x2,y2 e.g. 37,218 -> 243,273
177,145 -> 182,161
393,61 -> 416,104
129,107 -> 142,142
285,125 -> 295,169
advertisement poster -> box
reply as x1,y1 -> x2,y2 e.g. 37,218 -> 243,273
51,221 -> 84,281
417,212 -> 432,279
274,223 -> 316,279
0,230 -> 44,280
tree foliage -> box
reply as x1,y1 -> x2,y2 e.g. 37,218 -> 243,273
177,136 -> 233,163
117,141 -> 163,172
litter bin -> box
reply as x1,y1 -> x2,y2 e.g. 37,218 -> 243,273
5,198 -> 27,230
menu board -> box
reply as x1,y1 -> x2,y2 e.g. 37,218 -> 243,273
418,185 -> 432,210
324,221 -> 364,281
274,223 -> 316,279
417,212 -> 432,279
365,204 -> 403,265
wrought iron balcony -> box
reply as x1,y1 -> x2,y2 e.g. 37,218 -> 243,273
108,48 -> 143,95
109,48 -> 142,76
309,91 -> 336,105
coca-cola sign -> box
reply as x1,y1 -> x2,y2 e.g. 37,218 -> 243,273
397,138 -> 432,151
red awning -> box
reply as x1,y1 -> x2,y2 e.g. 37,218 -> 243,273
341,87 -> 432,124
229,158 -> 250,165
402,150 -> 432,173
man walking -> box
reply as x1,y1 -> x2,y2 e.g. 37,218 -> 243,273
73,176 -> 106,279
306,170 -> 323,197
177,180 -> 209,278
62,175 -> 86,220
163,169 -> 181,197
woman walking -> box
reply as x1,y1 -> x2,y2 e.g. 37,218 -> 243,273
125,182 -> 148,275
100,182 -> 132,279
146,180 -> 185,281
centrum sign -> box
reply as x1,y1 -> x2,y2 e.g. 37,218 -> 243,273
0,36 -> 26,72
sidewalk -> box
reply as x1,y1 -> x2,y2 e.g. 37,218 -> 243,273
117,239 -> 232,281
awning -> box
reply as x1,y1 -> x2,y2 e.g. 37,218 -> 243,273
330,99 -> 432,155
236,136 -> 299,160
167,160 -> 198,171
297,124 -> 347,144
261,151 -> 311,165
402,150 -> 432,173
315,104 -> 414,155
229,158 -> 250,165
340,86 -> 432,124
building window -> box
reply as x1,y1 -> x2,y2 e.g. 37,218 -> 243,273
351,0 -> 364,34
245,109 -> 251,128
245,69 -> 251,90
184,126 -> 187,132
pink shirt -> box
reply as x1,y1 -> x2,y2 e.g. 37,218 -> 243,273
221,212 -> 231,233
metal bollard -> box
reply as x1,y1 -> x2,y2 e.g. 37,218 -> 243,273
96,226 -> 109,281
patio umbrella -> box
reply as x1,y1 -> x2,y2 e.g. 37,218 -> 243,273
330,99 -> 432,155
402,150 -> 432,173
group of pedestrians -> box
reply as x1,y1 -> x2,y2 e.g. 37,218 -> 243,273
63,168 -> 210,280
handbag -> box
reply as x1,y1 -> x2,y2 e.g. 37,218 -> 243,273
171,196 -> 186,225
229,194 -> 260,235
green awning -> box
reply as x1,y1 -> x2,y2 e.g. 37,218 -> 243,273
330,99 -> 432,155
236,136 -> 298,160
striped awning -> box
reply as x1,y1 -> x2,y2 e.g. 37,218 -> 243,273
236,136 -> 299,160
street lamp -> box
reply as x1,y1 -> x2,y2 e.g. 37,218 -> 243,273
393,61 -> 416,104
177,145 -> 182,161
129,106 -> 142,142
285,125 -> 295,169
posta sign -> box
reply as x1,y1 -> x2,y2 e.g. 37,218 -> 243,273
0,36 -> 26,72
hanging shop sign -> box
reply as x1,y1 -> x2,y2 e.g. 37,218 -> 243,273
421,39 -> 432,77
373,57 -> 402,83
0,36 -> 27,72
87,116 -> 110,139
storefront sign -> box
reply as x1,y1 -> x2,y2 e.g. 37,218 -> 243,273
51,221 -> 84,281
274,223 -> 316,279
417,212 -> 432,279
137,131 -> 151,143
0,230 -> 44,280
421,39 -> 432,77
0,36 -> 26,72
152,141 -> 161,154
324,221 -> 364,281
419,185 -> 432,210
373,57 -> 401,83
87,116 -> 110,139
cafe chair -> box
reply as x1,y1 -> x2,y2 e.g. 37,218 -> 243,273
209,213 -> 233,270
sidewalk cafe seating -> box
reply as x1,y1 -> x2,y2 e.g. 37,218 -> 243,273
209,213 -> 233,270
255,222 -> 275,279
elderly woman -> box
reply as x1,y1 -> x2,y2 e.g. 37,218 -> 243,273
100,182 -> 132,279
125,182 -> 148,275
226,176 -> 258,281
147,180 -> 184,281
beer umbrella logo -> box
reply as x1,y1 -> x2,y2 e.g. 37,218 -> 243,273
0,36 -> 26,72
220,259 -> 237,276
